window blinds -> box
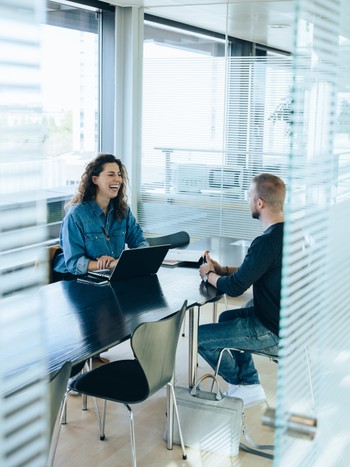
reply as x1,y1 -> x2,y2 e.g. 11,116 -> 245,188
140,50 -> 292,242
276,0 -> 350,465
0,1 -> 49,465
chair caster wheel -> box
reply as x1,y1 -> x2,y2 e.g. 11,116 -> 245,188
182,455 -> 187,460
100,435 -> 105,441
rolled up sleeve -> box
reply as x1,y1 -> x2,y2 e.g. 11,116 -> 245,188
60,213 -> 90,275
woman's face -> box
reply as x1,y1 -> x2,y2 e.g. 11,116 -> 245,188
92,162 -> 123,200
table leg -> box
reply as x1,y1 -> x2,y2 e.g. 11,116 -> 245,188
82,358 -> 92,410
188,305 -> 199,389
212,301 -> 218,323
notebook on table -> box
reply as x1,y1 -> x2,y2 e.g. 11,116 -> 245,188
77,244 -> 170,285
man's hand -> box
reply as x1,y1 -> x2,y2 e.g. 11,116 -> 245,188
199,251 -> 218,280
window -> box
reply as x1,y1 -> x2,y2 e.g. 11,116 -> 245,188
140,18 -> 291,240
43,1 -> 99,187
41,1 -> 116,240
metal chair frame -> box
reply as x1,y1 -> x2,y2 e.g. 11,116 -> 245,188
214,345 -> 314,460
69,302 -> 188,467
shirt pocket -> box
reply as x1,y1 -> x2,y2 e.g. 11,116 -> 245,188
84,231 -> 107,257
109,228 -> 125,256
85,231 -> 105,241
110,228 -> 125,239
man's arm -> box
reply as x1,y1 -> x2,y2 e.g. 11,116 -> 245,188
217,235 -> 274,297
199,252 -> 238,287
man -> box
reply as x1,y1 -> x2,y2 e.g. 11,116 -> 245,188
198,173 -> 285,407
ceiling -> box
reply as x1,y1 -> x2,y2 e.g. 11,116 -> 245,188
107,0 -> 295,52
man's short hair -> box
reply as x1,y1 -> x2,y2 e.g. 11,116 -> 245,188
252,173 -> 286,211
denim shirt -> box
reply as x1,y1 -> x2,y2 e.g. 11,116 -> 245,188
53,200 -> 148,275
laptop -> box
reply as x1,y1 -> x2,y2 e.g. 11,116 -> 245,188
78,244 -> 170,285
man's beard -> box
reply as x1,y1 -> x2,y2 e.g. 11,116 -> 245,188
252,210 -> 260,220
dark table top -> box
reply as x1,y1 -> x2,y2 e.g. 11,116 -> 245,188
41,267 -> 214,372
41,236 -> 249,373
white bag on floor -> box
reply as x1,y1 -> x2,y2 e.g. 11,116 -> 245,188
172,374 -> 243,457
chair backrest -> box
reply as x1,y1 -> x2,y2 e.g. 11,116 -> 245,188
47,245 -> 62,283
35,244 -> 62,284
48,361 -> 72,435
131,301 -> 187,396
147,231 -> 190,249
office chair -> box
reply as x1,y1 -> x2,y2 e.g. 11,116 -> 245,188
146,230 -> 190,249
69,301 -> 188,467
47,361 -> 72,467
213,344 -> 314,460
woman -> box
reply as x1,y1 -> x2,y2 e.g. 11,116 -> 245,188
53,153 -> 148,280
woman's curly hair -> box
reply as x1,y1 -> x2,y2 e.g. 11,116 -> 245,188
67,153 -> 128,220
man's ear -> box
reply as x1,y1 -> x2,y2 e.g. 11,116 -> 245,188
257,198 -> 265,208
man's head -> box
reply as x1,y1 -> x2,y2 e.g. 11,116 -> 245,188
249,173 -> 286,220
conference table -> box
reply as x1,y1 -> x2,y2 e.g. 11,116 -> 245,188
40,236 -> 249,449
42,237 -> 248,375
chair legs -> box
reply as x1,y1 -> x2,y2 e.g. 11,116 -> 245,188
47,392 -> 69,467
61,359 -> 91,425
167,382 -> 187,460
126,404 -> 137,467
93,397 -> 107,440
213,347 -> 240,380
95,401 -> 137,467
93,385 -> 187,467
213,347 -> 276,460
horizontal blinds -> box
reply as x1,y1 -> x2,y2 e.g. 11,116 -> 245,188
276,0 -> 350,465
140,53 -> 292,241
0,1 -> 49,466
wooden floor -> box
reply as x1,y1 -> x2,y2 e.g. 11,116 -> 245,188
54,296 -> 277,467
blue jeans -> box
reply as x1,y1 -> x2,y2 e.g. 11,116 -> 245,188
197,306 -> 279,385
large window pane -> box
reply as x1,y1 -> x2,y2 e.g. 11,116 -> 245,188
140,19 -> 291,240
40,1 -> 100,239
43,2 -> 99,186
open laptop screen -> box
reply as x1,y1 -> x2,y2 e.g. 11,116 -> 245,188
85,244 -> 170,282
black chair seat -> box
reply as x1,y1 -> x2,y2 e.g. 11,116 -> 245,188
69,359 -> 149,404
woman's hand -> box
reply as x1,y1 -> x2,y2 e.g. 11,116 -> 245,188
96,255 -> 116,270
109,258 -> 119,269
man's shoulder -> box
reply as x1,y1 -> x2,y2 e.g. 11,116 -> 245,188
251,222 -> 283,249
261,222 -> 284,240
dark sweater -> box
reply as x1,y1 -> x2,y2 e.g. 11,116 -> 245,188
217,222 -> 284,336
